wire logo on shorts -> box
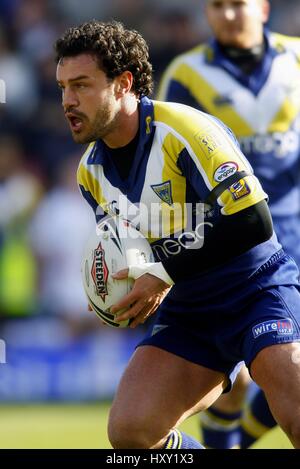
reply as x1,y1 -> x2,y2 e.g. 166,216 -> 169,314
252,319 -> 294,339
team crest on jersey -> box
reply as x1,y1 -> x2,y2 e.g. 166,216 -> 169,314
228,179 -> 251,201
91,242 -> 109,301
151,180 -> 173,206
194,130 -> 223,160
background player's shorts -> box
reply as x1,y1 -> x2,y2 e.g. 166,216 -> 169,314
138,251 -> 300,390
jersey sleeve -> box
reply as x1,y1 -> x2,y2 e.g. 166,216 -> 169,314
155,102 -> 268,215
271,32 -> 300,59
184,115 -> 268,214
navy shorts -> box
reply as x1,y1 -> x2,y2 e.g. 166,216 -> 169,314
138,253 -> 300,390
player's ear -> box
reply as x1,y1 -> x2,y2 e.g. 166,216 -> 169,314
116,71 -> 133,97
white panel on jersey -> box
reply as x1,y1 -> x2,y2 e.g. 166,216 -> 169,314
184,51 -> 300,133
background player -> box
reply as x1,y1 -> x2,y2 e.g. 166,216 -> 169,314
157,0 -> 300,448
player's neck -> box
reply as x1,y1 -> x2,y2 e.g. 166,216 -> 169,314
103,97 -> 139,149
219,41 -> 265,59
218,39 -> 265,74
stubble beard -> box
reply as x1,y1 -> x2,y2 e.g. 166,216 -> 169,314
72,104 -> 118,145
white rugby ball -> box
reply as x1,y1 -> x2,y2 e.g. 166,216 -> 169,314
81,216 -> 153,327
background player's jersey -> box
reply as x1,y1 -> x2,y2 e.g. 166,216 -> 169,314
157,30 -> 300,218
77,97 -> 284,299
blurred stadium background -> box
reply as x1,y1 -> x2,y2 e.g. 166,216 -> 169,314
0,0 -> 297,449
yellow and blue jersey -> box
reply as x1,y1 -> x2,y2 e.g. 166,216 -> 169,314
157,30 -> 300,219
76,96 -> 287,301
77,96 -> 266,231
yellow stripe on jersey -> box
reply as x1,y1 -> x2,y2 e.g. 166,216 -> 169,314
268,34 -> 300,132
77,142 -> 95,167
162,61 -> 254,137
157,45 -> 204,101
154,101 -> 267,215
268,99 -> 300,133
161,132 -> 187,235
271,32 -> 300,56
77,150 -> 108,210
267,56 -> 300,133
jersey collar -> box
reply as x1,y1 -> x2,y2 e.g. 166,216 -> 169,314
87,96 -> 154,166
205,29 -> 280,96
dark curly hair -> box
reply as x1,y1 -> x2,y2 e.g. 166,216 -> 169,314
54,20 -> 153,97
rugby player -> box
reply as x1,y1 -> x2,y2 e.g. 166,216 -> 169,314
157,0 -> 300,448
55,20 -> 300,449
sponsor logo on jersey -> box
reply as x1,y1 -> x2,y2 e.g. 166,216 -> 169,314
239,131 -> 300,159
252,319 -> 294,339
91,242 -> 109,301
151,180 -> 173,206
228,178 -> 250,201
213,162 -> 238,182
151,221 -> 213,260
194,130 -> 223,159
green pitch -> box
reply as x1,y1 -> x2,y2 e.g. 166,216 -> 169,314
0,404 -> 292,449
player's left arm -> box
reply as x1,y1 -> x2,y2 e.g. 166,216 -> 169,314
111,200 -> 273,327
162,199 -> 273,282
160,114 -> 273,281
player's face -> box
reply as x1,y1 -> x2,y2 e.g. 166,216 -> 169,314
56,54 -> 120,144
205,0 -> 270,49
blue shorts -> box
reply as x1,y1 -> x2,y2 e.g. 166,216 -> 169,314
138,252 -> 300,390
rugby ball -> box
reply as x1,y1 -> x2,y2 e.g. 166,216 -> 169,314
81,216 -> 153,327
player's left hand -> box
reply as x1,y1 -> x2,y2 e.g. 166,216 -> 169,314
110,269 -> 171,328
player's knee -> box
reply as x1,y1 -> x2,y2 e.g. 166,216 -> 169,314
278,415 -> 300,447
289,421 -> 300,447
108,408 -> 155,449
108,419 -> 143,449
